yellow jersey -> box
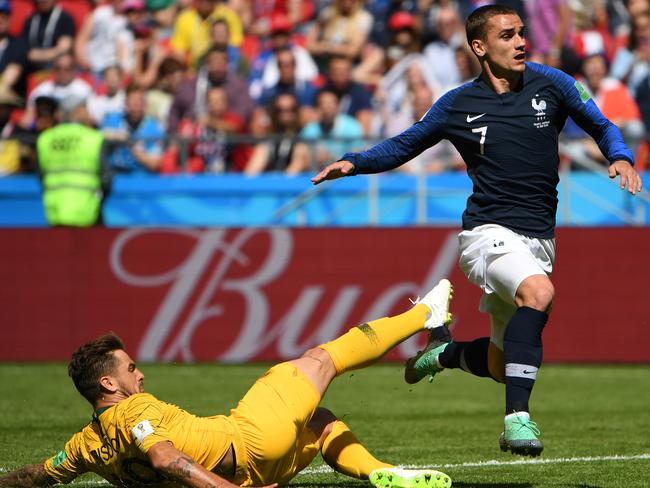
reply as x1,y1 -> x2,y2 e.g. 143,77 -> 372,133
170,5 -> 243,67
43,393 -> 236,487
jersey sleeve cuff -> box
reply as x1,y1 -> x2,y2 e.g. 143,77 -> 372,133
609,155 -> 635,166
338,153 -> 359,175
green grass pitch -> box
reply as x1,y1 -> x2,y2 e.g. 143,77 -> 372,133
1,363 -> 649,487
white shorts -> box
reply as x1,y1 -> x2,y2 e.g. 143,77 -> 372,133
458,224 -> 556,350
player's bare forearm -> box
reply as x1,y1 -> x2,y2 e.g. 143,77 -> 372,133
150,442 -> 276,488
163,453 -> 231,488
0,464 -> 55,487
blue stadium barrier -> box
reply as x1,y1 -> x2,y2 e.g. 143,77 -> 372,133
0,172 -> 648,227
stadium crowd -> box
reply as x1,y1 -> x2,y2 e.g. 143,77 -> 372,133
0,0 -> 649,175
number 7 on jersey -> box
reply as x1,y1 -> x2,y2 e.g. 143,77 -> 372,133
471,126 -> 488,155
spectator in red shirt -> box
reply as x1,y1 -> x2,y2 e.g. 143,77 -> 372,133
178,86 -> 248,172
239,0 -> 315,38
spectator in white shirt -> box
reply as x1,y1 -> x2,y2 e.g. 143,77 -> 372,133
74,0 -> 130,78
21,52 -> 92,128
87,65 -> 125,125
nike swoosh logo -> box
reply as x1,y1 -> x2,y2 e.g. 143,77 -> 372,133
466,113 -> 486,122
522,370 -> 536,374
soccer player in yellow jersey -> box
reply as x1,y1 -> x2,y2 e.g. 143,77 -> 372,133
0,280 -> 456,488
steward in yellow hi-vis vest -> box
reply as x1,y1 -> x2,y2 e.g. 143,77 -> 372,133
0,281 -> 457,488
36,97 -> 105,227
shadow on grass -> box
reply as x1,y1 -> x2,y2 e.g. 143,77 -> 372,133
287,482 -> 365,488
288,483 -> 537,488
441,484 -> 602,488
451,483 -> 533,488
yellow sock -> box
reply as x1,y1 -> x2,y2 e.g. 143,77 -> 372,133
321,420 -> 392,479
319,304 -> 428,374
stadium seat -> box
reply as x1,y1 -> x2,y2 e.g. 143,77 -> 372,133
8,0 -> 34,36
58,0 -> 92,32
9,0 -> 92,37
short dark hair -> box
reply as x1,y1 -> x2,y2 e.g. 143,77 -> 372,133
68,333 -> 124,404
102,65 -> 122,76
328,54 -> 353,67
211,18 -> 228,28
275,47 -> 295,63
158,56 -> 186,78
125,81 -> 145,96
465,4 -> 518,45
205,44 -> 229,60
316,87 -> 341,104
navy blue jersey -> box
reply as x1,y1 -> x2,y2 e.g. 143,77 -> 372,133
342,62 -> 635,238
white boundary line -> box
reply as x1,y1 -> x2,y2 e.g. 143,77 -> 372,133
2,453 -> 649,484
299,453 -> 650,474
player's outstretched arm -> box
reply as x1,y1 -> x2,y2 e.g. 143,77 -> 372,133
148,441 -> 277,488
608,160 -> 643,195
311,160 -> 355,185
0,463 -> 56,487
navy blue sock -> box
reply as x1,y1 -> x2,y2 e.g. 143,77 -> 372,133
503,307 -> 548,414
439,337 -> 494,379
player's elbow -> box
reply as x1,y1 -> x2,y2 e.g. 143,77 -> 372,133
147,442 -> 176,471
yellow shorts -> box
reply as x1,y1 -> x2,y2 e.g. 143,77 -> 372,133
228,363 -> 322,486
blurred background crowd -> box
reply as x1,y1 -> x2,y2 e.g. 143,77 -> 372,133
1,0 -> 650,176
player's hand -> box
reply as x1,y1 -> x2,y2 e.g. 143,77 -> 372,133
311,160 -> 355,185
608,160 -> 643,195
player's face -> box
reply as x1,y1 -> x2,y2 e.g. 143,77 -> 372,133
474,14 -> 526,75
110,349 -> 145,396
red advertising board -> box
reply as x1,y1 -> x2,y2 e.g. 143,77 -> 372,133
0,227 -> 648,363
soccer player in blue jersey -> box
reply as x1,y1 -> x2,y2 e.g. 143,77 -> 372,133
312,4 -> 643,458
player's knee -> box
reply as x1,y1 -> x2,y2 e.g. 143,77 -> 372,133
531,283 -> 554,311
516,277 -> 554,311
309,407 -> 338,444
301,346 -> 335,369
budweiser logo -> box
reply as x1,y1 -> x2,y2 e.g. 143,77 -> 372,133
109,228 -> 459,362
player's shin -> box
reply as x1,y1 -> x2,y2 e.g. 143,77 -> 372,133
503,307 -> 547,414
319,305 -> 428,374
321,420 -> 391,479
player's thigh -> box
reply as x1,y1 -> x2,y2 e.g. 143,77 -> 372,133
459,225 -> 554,304
485,251 -> 549,305
229,363 -> 321,483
